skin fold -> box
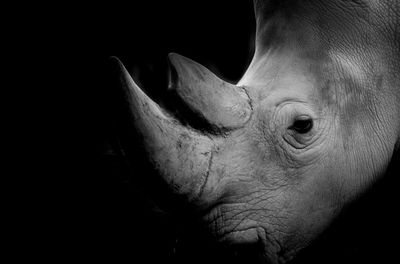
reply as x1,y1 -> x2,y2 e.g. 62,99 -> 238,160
113,0 -> 400,263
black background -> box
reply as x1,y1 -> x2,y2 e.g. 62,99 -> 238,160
48,0 -> 400,263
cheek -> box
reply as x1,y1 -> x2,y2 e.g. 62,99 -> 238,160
277,165 -> 344,237
329,122 -> 391,201
276,131 -> 347,209
296,141 -> 357,207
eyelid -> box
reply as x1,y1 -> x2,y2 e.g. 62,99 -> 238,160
271,102 -> 319,129
295,115 -> 312,121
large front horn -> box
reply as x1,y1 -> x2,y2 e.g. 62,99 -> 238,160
111,57 -> 217,201
168,53 -> 252,130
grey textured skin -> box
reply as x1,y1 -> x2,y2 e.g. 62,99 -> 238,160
113,0 -> 400,263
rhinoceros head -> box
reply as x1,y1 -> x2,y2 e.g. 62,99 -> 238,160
112,0 -> 400,262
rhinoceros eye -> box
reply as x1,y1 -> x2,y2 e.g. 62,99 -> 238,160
290,116 -> 313,134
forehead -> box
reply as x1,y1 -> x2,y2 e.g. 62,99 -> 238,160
257,55 -> 319,104
242,47 -> 325,104
246,33 -> 386,104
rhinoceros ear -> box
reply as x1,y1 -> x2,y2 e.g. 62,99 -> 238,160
168,53 -> 252,131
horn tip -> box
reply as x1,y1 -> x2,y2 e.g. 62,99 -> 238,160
109,56 -> 129,75
167,52 -> 182,66
168,52 -> 194,66
167,52 -> 180,59
109,56 -> 123,66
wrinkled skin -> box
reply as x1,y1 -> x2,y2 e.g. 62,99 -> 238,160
113,0 -> 400,263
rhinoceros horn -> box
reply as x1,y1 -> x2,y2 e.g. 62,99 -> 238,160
111,51 -> 253,202
168,53 -> 252,131
111,57 -> 220,202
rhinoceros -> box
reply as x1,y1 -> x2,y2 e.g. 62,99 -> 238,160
110,0 -> 400,263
